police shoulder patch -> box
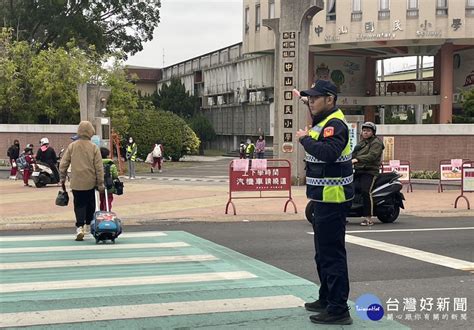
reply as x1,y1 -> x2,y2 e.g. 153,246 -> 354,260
323,126 -> 334,138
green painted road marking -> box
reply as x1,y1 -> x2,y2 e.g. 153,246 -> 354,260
0,231 -> 408,329
0,254 -> 218,270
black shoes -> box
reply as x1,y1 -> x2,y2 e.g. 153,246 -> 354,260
150,168 -> 154,173
304,300 -> 327,313
309,310 -> 353,325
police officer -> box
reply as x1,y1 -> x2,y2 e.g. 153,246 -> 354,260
295,80 -> 353,325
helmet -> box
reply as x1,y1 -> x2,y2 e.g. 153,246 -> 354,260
361,122 -> 376,134
26,143 -> 33,149
40,137 -> 49,146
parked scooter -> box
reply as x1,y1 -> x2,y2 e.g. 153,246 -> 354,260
32,148 -> 64,188
305,172 -> 405,224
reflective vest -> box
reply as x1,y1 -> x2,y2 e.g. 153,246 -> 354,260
305,109 -> 354,203
126,143 -> 137,161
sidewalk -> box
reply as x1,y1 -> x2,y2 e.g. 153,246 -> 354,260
0,175 -> 472,231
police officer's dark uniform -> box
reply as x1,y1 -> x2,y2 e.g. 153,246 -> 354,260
297,80 -> 353,325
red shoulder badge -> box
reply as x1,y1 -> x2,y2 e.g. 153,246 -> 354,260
323,126 -> 334,138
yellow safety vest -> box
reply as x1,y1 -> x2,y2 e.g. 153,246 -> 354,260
305,109 -> 353,203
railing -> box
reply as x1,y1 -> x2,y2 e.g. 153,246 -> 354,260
378,9 -> 390,20
436,6 -> 448,16
351,11 -> 362,21
376,80 -> 434,96
466,5 -> 474,16
326,13 -> 336,21
406,8 -> 419,18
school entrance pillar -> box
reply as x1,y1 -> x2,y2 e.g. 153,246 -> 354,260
439,43 -> 454,124
263,0 -> 324,185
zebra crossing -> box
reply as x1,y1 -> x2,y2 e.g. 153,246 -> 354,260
0,231 -> 403,328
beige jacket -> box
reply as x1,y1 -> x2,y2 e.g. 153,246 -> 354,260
59,121 -> 104,191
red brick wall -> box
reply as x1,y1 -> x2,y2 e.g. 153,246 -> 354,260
1,133 -> 75,160
389,136 -> 474,171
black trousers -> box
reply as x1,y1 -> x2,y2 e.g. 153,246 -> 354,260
312,201 -> 351,314
72,189 -> 95,228
354,172 -> 376,217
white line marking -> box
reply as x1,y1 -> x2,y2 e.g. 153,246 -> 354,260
0,231 -> 168,242
0,255 -> 218,270
0,295 -> 303,327
306,227 -> 474,235
0,271 -> 257,293
345,235 -> 474,271
347,227 -> 474,234
0,242 -> 189,254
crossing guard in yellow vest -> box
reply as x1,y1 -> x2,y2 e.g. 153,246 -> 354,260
295,79 -> 354,326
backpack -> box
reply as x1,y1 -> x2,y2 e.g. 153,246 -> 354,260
239,144 -> 246,153
152,144 -> 162,157
103,163 -> 114,190
16,154 -> 28,170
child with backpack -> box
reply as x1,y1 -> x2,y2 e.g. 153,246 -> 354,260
150,142 -> 164,173
100,147 -> 119,211
19,144 -> 35,187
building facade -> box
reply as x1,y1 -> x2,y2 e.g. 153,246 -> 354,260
149,0 -> 473,174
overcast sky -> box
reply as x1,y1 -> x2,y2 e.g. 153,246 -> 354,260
126,0 -> 243,68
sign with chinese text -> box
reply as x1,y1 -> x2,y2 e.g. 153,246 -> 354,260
383,164 -> 410,182
462,168 -> 474,192
230,167 -> 291,192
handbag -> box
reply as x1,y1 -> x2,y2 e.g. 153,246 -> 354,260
55,183 -> 69,206
114,179 -> 124,195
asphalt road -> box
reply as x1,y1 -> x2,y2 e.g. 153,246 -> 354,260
5,215 -> 472,329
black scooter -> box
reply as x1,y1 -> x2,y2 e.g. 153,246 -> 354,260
32,149 -> 63,188
305,172 -> 405,224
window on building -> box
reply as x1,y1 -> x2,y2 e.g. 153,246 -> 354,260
255,4 -> 261,31
379,0 -> 390,19
467,0 -> 474,16
407,0 -> 418,18
326,0 -> 336,21
436,0 -> 448,16
269,0 -> 275,18
245,7 -> 249,33
352,0 -> 362,20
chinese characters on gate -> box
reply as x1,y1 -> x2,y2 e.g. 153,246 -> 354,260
282,31 -> 296,152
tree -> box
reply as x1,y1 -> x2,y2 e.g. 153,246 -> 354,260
155,77 -> 199,119
128,108 -> 200,161
104,63 -> 140,136
454,88 -> 474,123
27,42 -> 93,124
189,114 -> 216,155
0,0 -> 161,56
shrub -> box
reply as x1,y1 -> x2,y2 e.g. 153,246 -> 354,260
411,170 -> 440,180
128,108 -> 200,161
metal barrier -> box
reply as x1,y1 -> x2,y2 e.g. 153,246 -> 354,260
382,160 -> 413,193
438,159 -> 470,193
225,159 -> 297,215
454,160 -> 474,210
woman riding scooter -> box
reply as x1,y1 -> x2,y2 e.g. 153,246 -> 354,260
351,122 -> 384,226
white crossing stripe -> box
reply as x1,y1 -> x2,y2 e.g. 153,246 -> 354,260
0,242 -> 189,254
345,235 -> 474,271
0,255 -> 218,270
347,227 -> 474,234
0,231 -> 167,242
0,271 -> 257,293
0,295 -> 304,327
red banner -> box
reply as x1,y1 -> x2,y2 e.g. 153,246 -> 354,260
230,167 -> 291,192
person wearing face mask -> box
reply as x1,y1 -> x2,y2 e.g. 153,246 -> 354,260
295,79 -> 353,326
125,137 -> 137,179
351,122 -> 384,226
7,139 -> 20,180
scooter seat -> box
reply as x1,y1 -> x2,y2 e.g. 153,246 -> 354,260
374,172 -> 399,188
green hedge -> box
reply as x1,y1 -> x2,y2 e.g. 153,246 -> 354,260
128,109 -> 200,161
